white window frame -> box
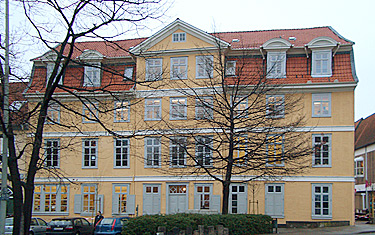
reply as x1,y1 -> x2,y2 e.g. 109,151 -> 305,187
266,95 -> 285,118
266,134 -> 284,167
144,137 -> 161,168
46,103 -> 60,124
312,134 -> 331,167
113,184 -> 129,214
145,98 -> 162,121
195,97 -> 213,120
172,32 -> 186,42
196,55 -> 213,78
355,157 -> 364,177
233,96 -> 248,118
170,137 -> 187,168
234,135 -> 247,166
195,136 -> 213,167
46,63 -> 63,86
312,183 -> 332,219
82,102 -> 98,123
194,184 -> 213,210
45,139 -> 60,168
312,50 -> 332,77
114,138 -> 130,168
83,62 -> 101,87
267,52 -> 286,78
114,100 -> 130,122
146,58 -> 163,81
82,138 -> 98,168
81,184 -> 98,215
124,66 -> 134,80
312,93 -> 331,118
171,57 -> 188,79
33,184 -> 69,215
170,97 -> 187,120
226,60 -> 236,76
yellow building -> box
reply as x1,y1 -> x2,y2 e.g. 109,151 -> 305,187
25,19 -> 357,226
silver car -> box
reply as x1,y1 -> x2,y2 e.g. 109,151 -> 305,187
5,217 -> 48,235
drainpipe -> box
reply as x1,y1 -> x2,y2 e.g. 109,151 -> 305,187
365,146 -> 369,210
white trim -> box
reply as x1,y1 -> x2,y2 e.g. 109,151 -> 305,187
355,143 -> 375,156
34,175 -> 354,183
38,125 -> 354,138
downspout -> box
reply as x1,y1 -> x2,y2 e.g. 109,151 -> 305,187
332,42 -> 341,57
366,146 -> 369,210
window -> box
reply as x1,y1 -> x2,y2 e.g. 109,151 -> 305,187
114,100 -> 130,122
46,63 -> 63,86
124,67 -> 134,80
145,98 -> 161,121
82,184 -> 97,214
312,134 -> 331,167
33,184 -> 68,214
234,136 -> 247,165
82,139 -> 98,168
266,95 -> 285,118
83,62 -> 101,87
114,139 -> 129,168
82,102 -> 98,123
144,137 -> 161,167
266,135 -> 284,166
170,137 -> 186,167
113,184 -> 128,214
146,58 -> 162,81
171,57 -> 187,79
195,97 -> 213,119
170,97 -> 187,120
267,52 -> 286,78
233,96 -> 248,118
46,103 -> 60,124
172,32 -> 186,42
226,61 -> 236,76
230,184 -> 246,214
195,184 -> 212,209
196,55 -> 213,78
45,139 -> 60,168
312,93 -> 331,117
312,184 -> 332,219
9,101 -> 27,111
195,136 -> 212,167
355,157 -> 364,177
312,50 -> 332,77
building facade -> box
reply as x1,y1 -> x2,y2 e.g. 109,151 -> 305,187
24,19 -> 357,226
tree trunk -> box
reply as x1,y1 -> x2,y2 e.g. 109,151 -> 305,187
222,181 -> 230,214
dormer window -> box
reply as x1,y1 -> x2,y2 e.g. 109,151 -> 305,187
124,67 -> 134,81
226,61 -> 236,76
312,50 -> 332,77
46,63 -> 63,86
172,32 -> 186,42
267,52 -> 286,78
84,62 -> 101,87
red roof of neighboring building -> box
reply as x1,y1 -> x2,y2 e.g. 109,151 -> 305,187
355,113 -> 375,150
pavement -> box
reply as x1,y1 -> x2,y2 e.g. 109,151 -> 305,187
275,221 -> 375,234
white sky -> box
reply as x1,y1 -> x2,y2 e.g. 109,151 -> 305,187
6,0 -> 374,121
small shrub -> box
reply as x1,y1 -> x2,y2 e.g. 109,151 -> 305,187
122,213 -> 272,235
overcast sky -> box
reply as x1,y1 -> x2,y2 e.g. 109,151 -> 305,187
6,0 -> 374,121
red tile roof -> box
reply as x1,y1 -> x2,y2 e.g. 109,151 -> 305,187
355,113 -> 375,150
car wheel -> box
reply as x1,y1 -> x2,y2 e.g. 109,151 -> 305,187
28,232 -> 34,235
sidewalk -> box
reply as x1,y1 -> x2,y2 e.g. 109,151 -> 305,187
276,221 -> 375,234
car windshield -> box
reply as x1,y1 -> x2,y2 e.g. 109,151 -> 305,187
50,220 -> 72,226
5,218 -> 13,226
99,218 -> 114,225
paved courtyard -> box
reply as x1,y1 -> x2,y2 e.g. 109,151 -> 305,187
276,221 -> 375,234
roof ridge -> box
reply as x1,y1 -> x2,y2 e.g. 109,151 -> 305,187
75,37 -> 148,44
211,26 -> 331,35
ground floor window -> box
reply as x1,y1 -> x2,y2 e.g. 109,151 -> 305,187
33,184 -> 69,214
312,184 -> 332,219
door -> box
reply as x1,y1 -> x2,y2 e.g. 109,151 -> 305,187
229,183 -> 247,214
265,184 -> 284,218
143,184 -> 161,215
168,184 -> 188,214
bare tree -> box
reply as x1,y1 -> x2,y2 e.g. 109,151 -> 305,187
138,37 -> 312,214
0,0 -> 166,234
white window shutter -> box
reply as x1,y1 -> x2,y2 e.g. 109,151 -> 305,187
211,195 -> 221,213
194,190 -> 200,209
74,194 -> 81,214
112,193 -> 119,215
97,194 -> 104,213
238,193 -> 247,214
127,195 -> 136,214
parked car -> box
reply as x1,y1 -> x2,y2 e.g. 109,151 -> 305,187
94,217 -> 129,235
46,217 -> 94,235
5,217 -> 48,235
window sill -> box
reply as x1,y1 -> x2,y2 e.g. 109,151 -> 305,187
312,216 -> 332,220
311,74 -> 332,78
